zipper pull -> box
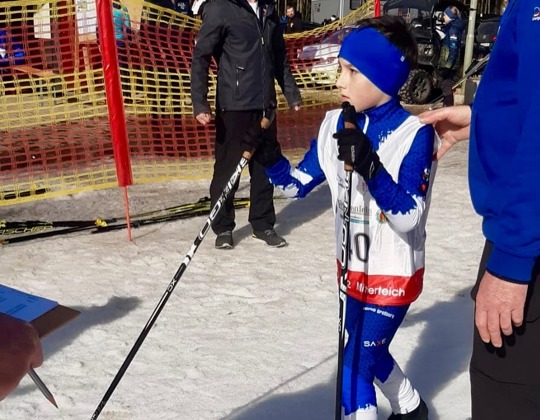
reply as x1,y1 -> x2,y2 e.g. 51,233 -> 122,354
261,36 -> 264,45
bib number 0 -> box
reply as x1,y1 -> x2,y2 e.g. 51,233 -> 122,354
352,233 -> 370,263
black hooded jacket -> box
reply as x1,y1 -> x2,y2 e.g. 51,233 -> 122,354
285,12 -> 303,34
190,0 -> 302,115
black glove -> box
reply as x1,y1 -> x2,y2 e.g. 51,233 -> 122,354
253,137 -> 283,168
333,128 -> 382,180
241,123 -> 264,153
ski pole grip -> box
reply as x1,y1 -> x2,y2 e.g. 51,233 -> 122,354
341,101 -> 356,172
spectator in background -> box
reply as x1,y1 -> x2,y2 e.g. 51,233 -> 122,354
112,1 -> 131,39
322,14 -> 338,25
0,28 -> 25,92
147,0 -> 192,16
112,1 -> 132,95
0,29 -> 24,69
284,5 -> 303,34
437,6 -> 464,107
191,0 -> 302,249
175,0 -> 193,16
0,313 -> 43,401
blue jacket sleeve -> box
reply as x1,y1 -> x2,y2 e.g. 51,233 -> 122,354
366,125 -> 435,233
265,140 -> 326,198
485,3 -> 540,282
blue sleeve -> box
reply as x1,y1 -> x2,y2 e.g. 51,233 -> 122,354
266,140 -> 326,198
366,125 -> 435,233
486,2 -> 540,282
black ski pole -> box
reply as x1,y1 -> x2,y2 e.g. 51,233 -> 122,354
0,197 -> 214,236
90,109 -> 276,420
0,198 -> 248,244
0,222 -> 111,245
335,102 -> 356,420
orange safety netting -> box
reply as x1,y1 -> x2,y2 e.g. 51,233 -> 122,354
0,0 -> 373,206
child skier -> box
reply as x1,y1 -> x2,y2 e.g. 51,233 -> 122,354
242,16 -> 438,419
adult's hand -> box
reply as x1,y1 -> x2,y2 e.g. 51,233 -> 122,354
475,271 -> 528,348
0,314 -> 43,401
195,112 -> 212,125
418,105 -> 472,160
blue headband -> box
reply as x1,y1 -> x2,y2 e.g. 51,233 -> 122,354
338,27 -> 410,97
444,7 -> 457,20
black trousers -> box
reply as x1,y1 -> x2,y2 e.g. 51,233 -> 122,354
440,68 -> 456,107
470,241 -> 540,419
210,109 -> 276,234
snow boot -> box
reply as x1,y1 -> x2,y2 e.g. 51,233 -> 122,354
388,399 -> 428,420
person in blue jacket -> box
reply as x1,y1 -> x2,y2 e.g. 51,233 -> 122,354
0,29 -> 25,69
437,6 -> 464,106
112,1 -> 131,95
419,0 -> 540,417
0,29 -> 26,92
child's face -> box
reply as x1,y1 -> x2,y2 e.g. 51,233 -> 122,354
335,58 -> 391,112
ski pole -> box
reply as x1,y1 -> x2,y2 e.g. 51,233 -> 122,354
335,101 -> 356,420
0,198 -> 250,244
0,197 -> 216,235
90,109 -> 276,420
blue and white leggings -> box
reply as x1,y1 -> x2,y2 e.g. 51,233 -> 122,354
342,297 -> 421,419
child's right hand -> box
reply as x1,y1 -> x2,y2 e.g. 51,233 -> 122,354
334,128 -> 382,180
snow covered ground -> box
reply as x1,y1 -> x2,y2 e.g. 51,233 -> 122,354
1,139 -> 482,419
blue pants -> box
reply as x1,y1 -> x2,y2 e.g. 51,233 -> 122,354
342,297 -> 409,415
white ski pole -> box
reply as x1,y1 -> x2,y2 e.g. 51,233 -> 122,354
335,101 -> 356,420
90,109 -> 275,420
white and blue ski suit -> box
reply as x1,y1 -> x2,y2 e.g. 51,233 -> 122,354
266,97 -> 438,418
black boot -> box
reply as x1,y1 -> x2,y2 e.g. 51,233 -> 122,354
388,399 -> 428,420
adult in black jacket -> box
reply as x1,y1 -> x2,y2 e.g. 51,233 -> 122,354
191,0 -> 302,249
285,5 -> 303,34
